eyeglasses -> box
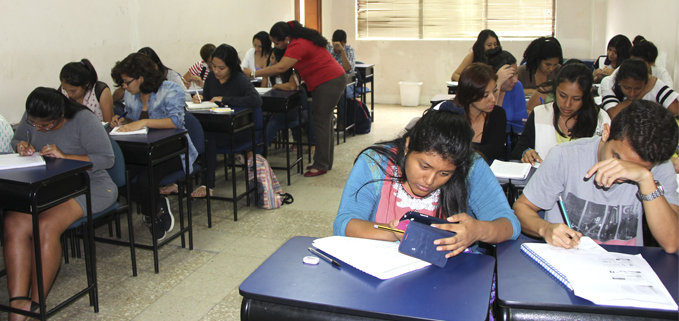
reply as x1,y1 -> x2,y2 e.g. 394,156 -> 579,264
25,116 -> 62,131
122,78 -> 137,87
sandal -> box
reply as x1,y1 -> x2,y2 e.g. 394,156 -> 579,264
159,183 -> 178,195
9,296 -> 39,313
190,185 -> 213,198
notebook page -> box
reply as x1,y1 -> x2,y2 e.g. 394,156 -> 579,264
0,154 -> 46,170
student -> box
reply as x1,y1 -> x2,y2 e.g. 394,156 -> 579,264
255,20 -> 347,177
436,63 -> 506,164
485,48 -> 527,124
241,31 -> 273,77
327,29 -> 356,129
192,44 -> 263,197
110,52 -> 198,240
600,37 -> 674,98
7,87 -> 116,318
333,108 -> 520,256
592,34 -> 632,83
513,101 -> 679,253
183,43 -> 216,88
601,58 -> 679,119
59,59 -> 114,123
518,37 -> 563,96
0,113 -> 12,153
525,59 -> 586,114
511,63 -> 611,165
451,29 -> 500,81
112,47 -> 188,101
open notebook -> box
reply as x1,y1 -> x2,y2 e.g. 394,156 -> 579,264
522,239 -> 677,310
312,236 -> 431,280
186,101 -> 219,110
0,154 -> 45,170
109,126 -> 148,136
490,160 -> 533,179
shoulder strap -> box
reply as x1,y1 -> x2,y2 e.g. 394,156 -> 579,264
94,81 -> 108,102
200,66 -> 207,79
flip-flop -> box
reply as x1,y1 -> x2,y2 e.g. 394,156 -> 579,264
159,183 -> 178,195
190,185 -> 213,198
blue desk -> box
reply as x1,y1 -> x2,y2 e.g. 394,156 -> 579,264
240,236 -> 496,321
260,89 -> 303,185
112,128 -> 193,273
0,158 -> 95,320
495,240 -> 679,320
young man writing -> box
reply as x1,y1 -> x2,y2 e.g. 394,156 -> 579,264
513,100 -> 679,253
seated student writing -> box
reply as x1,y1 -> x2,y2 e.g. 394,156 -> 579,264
183,43 -> 216,88
436,63 -> 506,164
485,48 -> 527,124
511,63 -> 611,165
513,101 -> 679,253
333,109 -> 521,257
59,59 -> 114,123
592,34 -> 632,84
451,29 -> 500,81
112,47 -> 188,101
518,37 -> 563,96
601,58 -> 679,119
8,88 -> 117,318
110,52 -> 198,240
192,44 -> 263,197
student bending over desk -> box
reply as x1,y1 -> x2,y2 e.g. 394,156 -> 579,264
518,37 -> 562,96
192,44 -> 263,198
485,48 -> 527,124
333,109 -> 520,257
513,101 -> 679,253
7,88 -> 117,319
511,63 -> 610,165
59,59 -> 114,123
183,43 -> 215,88
111,52 -> 198,241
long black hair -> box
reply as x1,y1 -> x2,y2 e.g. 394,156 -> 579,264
358,109 -> 475,219
269,20 -> 328,47
472,29 -> 500,63
613,58 -> 649,101
60,59 -> 98,91
550,63 -> 600,139
253,31 -> 272,58
630,39 -> 659,64
137,47 -> 171,75
110,53 -> 165,94
454,63 -> 497,124
210,44 -> 243,75
604,34 -> 632,68
485,48 -> 516,73
268,48 -> 293,85
26,87 -> 89,120
521,37 -> 563,83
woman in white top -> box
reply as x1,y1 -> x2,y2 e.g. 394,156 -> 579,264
592,35 -> 632,83
512,63 -> 610,165
241,31 -> 273,77
602,58 -> 679,119
59,59 -> 114,123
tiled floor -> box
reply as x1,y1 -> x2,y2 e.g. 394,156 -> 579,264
0,103 -> 428,320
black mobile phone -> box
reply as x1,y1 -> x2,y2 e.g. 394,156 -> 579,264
399,211 -> 449,225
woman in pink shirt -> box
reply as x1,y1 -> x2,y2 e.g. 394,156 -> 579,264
255,20 -> 346,177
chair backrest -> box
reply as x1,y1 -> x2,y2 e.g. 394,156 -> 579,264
107,137 -> 126,187
184,112 -> 205,154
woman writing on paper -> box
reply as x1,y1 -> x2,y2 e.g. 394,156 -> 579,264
511,62 -> 610,165
110,52 -> 198,240
333,109 -> 520,257
255,20 -> 346,177
7,88 -> 117,319
59,59 -> 115,123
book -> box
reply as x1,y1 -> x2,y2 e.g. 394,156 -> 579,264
186,101 -> 219,110
312,236 -> 431,280
490,160 -> 532,179
255,87 -> 272,94
399,221 -> 455,267
109,126 -> 148,136
0,154 -> 46,170
211,107 -> 232,114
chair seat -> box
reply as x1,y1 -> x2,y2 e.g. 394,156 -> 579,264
67,202 -> 120,230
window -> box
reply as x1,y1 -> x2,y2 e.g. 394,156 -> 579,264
357,0 -> 554,40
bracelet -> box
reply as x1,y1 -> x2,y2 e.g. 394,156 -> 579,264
521,148 -> 532,159
251,70 -> 256,79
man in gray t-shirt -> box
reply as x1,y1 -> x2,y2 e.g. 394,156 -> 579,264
514,101 -> 679,253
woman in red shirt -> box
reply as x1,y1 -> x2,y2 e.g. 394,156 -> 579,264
255,20 -> 347,177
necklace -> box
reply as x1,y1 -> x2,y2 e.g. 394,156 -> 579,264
559,115 -> 573,136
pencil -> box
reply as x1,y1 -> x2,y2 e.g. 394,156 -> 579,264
374,224 -> 404,234
558,195 -> 573,228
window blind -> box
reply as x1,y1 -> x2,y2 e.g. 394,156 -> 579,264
357,0 -> 554,40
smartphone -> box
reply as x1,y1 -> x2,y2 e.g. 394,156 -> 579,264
399,211 -> 449,225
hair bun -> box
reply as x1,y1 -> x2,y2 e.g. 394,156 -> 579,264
484,47 -> 503,59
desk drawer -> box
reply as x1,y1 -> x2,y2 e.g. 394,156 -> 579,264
0,173 -> 87,213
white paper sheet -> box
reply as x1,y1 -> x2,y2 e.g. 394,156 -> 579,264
109,126 -> 148,136
255,87 -> 272,94
312,236 -> 431,280
0,154 -> 46,170
490,160 -> 532,179
186,101 -> 219,110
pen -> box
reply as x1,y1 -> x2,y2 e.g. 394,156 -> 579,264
558,195 -> 573,228
307,247 -> 341,267
115,111 -> 128,127
374,224 -> 404,234
539,97 -> 544,105
195,88 -> 202,103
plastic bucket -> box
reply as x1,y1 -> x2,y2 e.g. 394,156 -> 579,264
399,82 -> 423,107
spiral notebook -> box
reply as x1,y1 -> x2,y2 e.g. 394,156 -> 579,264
521,243 -> 574,290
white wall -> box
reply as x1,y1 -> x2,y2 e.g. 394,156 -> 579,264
0,0 -> 295,122
322,0 -> 677,106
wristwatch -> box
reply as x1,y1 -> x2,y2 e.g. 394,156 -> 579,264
637,180 -> 664,201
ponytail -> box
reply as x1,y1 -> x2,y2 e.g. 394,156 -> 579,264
60,58 -> 99,91
270,20 -> 328,47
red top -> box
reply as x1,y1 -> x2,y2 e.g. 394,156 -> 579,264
285,38 -> 345,91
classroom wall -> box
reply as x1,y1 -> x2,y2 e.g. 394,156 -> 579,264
0,0 -> 295,123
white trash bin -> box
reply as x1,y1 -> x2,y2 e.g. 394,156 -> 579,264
399,81 -> 423,107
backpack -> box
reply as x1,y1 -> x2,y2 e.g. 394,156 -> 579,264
247,154 -> 293,209
346,99 -> 371,134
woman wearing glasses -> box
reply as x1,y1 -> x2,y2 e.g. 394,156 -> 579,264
7,87 -> 117,319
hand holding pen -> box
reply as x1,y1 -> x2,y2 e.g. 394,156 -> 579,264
17,129 -> 36,156
110,111 -> 128,127
542,196 -> 582,249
